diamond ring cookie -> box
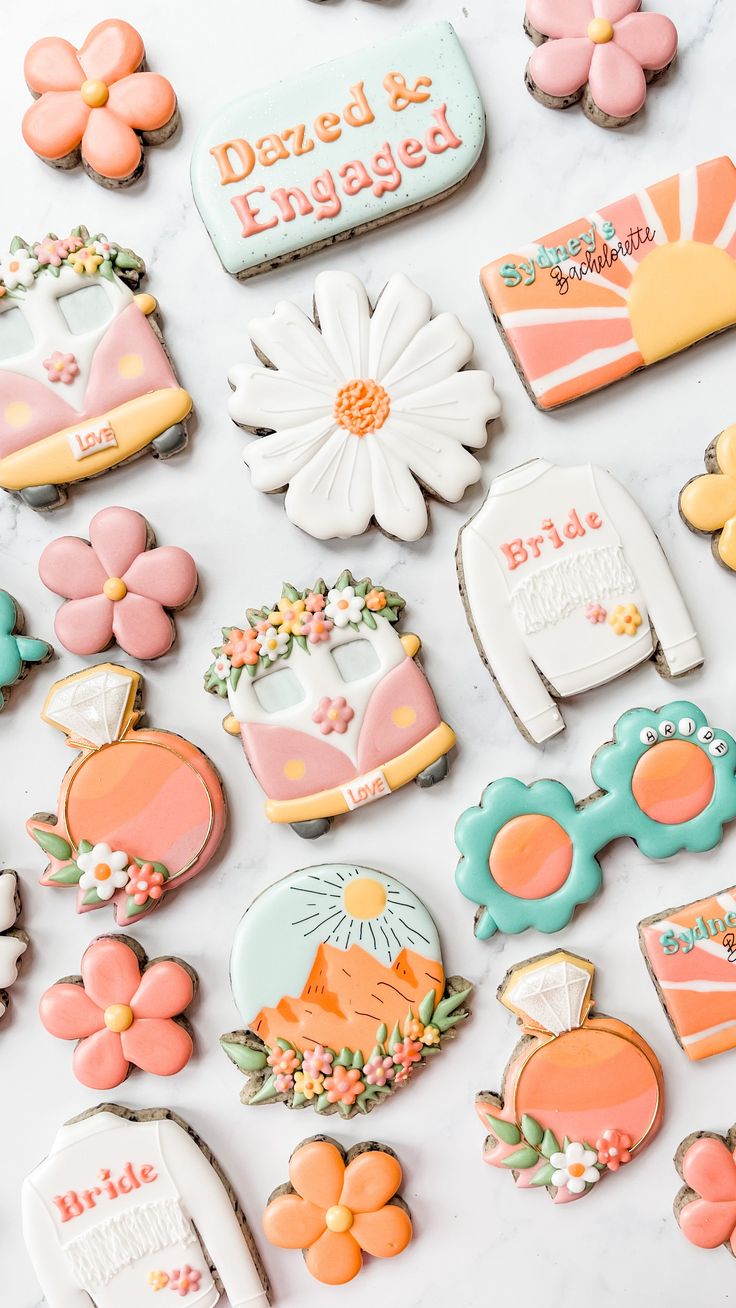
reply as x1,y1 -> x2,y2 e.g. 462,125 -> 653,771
29,664 -> 226,925
205,571 -> 455,837
39,506 -> 198,659
481,156 -> 736,408
40,935 -> 197,1090
0,871 -> 28,1023
457,458 -> 702,743
0,227 -> 191,510
679,425 -> 736,574
191,21 -> 484,278
0,590 -> 52,711
476,951 -> 664,1205
674,1127 -> 736,1258
228,271 -> 500,541
22,19 -> 178,187
221,864 -> 472,1118
524,0 -> 677,128
456,701 -> 736,939
22,1105 -> 270,1307
263,1137 -> 412,1285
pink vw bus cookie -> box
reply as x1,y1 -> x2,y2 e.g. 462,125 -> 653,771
0,227 -> 191,510
204,571 -> 455,837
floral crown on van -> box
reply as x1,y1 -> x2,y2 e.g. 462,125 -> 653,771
0,226 -> 144,299
205,570 -> 406,696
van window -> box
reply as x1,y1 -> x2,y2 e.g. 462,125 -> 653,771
0,306 -> 33,359
58,284 -> 114,334
253,667 -> 304,714
331,639 -> 380,683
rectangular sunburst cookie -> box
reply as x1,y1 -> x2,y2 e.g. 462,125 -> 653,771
481,156 -> 736,409
639,886 -> 736,1061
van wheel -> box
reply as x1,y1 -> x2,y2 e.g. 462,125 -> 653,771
415,755 -> 449,789
21,484 -> 65,511
290,818 -> 332,839
152,423 -> 188,457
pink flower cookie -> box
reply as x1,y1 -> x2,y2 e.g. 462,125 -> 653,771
525,0 -> 678,127
39,934 -> 196,1090
39,506 -> 198,660
22,19 -> 178,186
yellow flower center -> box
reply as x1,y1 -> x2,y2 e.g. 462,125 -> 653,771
94,862 -> 112,880
81,78 -> 110,107
325,1204 -> 354,1233
103,577 -> 127,601
334,378 -> 391,437
568,1162 -> 586,1178
104,1003 -> 134,1033
587,18 -> 614,42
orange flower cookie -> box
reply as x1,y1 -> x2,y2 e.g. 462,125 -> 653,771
680,424 -> 736,574
674,1126 -> 736,1257
263,1137 -> 412,1285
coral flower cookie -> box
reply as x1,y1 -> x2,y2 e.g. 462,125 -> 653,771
39,506 -> 198,659
28,664 -> 226,925
0,590 -> 52,711
525,0 -> 678,127
263,1138 -> 412,1285
476,951 -> 664,1205
0,871 -> 28,1023
228,271 -> 500,541
680,424 -> 736,575
22,19 -> 178,186
674,1127 -> 736,1257
39,934 -> 196,1090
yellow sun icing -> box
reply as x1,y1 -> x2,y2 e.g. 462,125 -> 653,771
587,18 -> 614,43
81,78 -> 109,107
629,242 -> 736,364
325,1205 -> 354,1233
334,379 -> 391,437
343,876 -> 388,920
104,1003 -> 134,1033
103,577 -> 127,601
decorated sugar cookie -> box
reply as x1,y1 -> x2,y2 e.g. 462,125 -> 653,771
674,1127 -> 736,1257
28,664 -> 226,925
205,571 -> 455,837
456,701 -> 736,939
0,872 -> 28,1022
229,271 -> 499,541
457,458 -> 701,743
22,20 -> 178,187
0,590 -> 52,710
477,950 -> 664,1205
22,1105 -> 270,1307
680,425 -> 736,574
40,934 -> 197,1090
0,227 -> 191,510
263,1137 -> 412,1285
221,864 -> 472,1118
39,506 -> 198,658
524,0 -> 677,128
481,156 -> 736,409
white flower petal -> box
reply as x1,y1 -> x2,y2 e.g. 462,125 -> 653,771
244,416 -> 339,493
78,870 -> 95,889
392,370 -> 500,449
228,365 -> 334,432
373,417 -> 482,505
284,429 -> 374,540
582,1149 -> 598,1169
368,274 -> 432,380
566,1142 -> 585,1164
94,880 -> 116,901
366,436 -> 429,541
247,299 -> 343,385
109,851 -> 129,872
313,271 -> 371,379
551,1168 -> 567,1186
583,1167 -> 600,1184
566,1176 -> 586,1195
381,313 -> 473,399
550,1154 -> 568,1171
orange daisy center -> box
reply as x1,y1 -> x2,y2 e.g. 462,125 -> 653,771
334,379 -> 391,437
81,78 -> 109,107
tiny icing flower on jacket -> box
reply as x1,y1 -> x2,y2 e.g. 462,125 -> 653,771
312,696 -> 354,735
363,1055 -> 395,1087
262,1139 -> 413,1285
550,1141 -> 600,1194
267,1047 -> 300,1077
403,1018 -> 425,1041
585,601 -> 607,623
294,1070 -> 324,1100
221,628 -> 261,667
34,235 -> 81,266
39,935 -> 195,1090
301,613 -> 333,644
302,1044 -> 334,1078
421,1024 -> 441,1046
596,1128 -> 632,1170
305,592 -> 326,613
608,602 -> 642,636
77,843 -> 129,900
392,1038 -> 423,1069
39,506 -> 198,661
365,588 -> 388,611
0,248 -> 38,289
66,246 -> 103,275
147,1270 -> 169,1291
268,597 -> 307,635
169,1265 -> 202,1297
258,627 -> 290,662
324,1066 -> 365,1105
43,351 -> 79,384
325,586 -> 365,627
126,862 -> 165,907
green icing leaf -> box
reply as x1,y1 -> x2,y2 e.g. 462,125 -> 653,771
124,896 -> 150,919
295,635 -> 308,652
432,987 -> 472,1023
292,1092 -> 307,1107
99,260 -> 115,282
337,1100 -> 353,1118
335,570 -> 352,591
246,664 -> 258,679
276,1037 -> 295,1051
316,1091 -> 331,1112
48,863 -> 83,886
82,889 -> 102,906
78,840 -> 93,854
32,828 -> 72,861
351,1049 -> 364,1069
49,264 -> 61,278
361,611 -> 378,630
354,581 -> 369,597
230,666 -> 243,691
335,1046 -> 352,1068
540,1130 -> 561,1159
282,583 -> 300,602
249,1074 -> 278,1105
500,1147 -> 541,1170
221,1040 -> 268,1073
388,1021 -> 401,1052
531,1163 -> 556,1187
418,990 -> 436,1025
486,1117 -> 521,1146
376,1022 -> 387,1044
522,1115 -> 544,1148
10,236 -> 29,254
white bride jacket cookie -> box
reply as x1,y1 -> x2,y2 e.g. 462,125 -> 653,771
0,871 -> 27,1020
457,459 -> 703,743
228,271 -> 500,541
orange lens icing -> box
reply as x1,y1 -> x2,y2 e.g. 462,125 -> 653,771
489,814 -> 573,899
631,740 -> 715,824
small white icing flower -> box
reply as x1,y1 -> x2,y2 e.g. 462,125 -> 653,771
1,248 -> 39,289
77,843 -> 130,901
550,1142 -> 600,1195
325,586 -> 365,628
258,626 -> 289,662
92,240 -> 117,259
214,655 -> 231,679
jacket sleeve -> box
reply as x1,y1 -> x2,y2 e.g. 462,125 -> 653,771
593,466 -> 703,675
22,1181 -> 91,1308
458,522 -> 565,743
159,1118 -> 269,1307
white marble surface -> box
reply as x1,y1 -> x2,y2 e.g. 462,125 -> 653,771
1,0 -> 735,1303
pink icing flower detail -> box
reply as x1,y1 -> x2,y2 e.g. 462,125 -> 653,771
267,1047 -> 300,1077
301,1044 -> 333,1078
394,1065 -> 412,1084
305,592 -> 326,613
392,1038 -> 423,1068
169,1265 -> 202,1297
39,506 -> 197,661
585,601 -> 607,623
125,861 -> 165,906
274,1073 -> 295,1093
38,935 -> 194,1090
363,1054 -> 396,1087
43,351 -> 79,384
302,614 -> 333,645
324,1065 -> 365,1105
222,627 -> 261,667
312,695 -> 354,735
35,236 -> 82,267
596,1128 -> 632,1170
526,0 -> 678,123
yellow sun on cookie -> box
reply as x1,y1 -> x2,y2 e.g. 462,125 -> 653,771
343,875 -> 388,920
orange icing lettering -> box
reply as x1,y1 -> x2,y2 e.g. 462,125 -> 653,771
256,133 -> 290,167
383,70 -> 433,112
210,138 -> 256,185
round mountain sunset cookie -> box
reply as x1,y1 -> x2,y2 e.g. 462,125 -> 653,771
0,871 -> 28,1022
0,590 -> 52,711
28,663 -> 226,925
22,19 -> 178,187
679,424 -> 736,575
39,506 -> 198,659
674,1127 -> 736,1257
524,0 -> 678,128
476,950 -> 664,1205
263,1137 -> 412,1286
221,864 -> 472,1118
228,271 -> 500,541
